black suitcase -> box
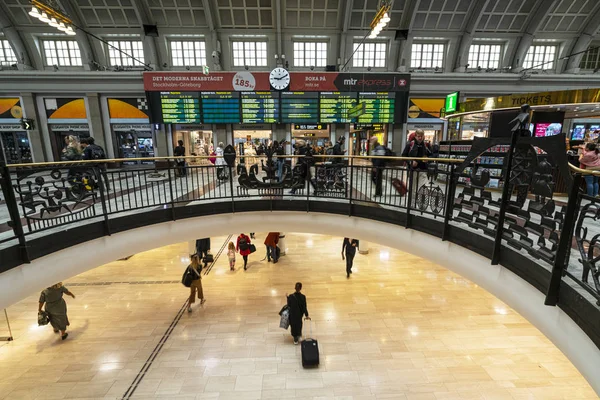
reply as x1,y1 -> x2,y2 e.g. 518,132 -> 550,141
301,319 -> 319,367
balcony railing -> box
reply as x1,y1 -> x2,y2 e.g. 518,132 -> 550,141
1,136 -> 600,350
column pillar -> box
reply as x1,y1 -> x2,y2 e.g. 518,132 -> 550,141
85,93 -> 108,149
278,233 -> 287,256
215,124 -> 228,146
358,240 -> 369,255
274,123 -> 287,143
154,124 -> 169,156
20,93 -> 47,162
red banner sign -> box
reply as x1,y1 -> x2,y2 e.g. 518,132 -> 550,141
144,72 -> 410,92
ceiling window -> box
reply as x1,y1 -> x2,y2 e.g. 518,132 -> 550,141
579,45 -> 600,70
0,40 -> 17,65
108,40 -> 144,66
411,43 -> 445,69
352,42 -> 386,68
42,40 -> 82,67
468,44 -> 502,69
232,41 -> 267,67
170,40 -> 206,67
294,42 -> 327,67
523,45 -> 556,70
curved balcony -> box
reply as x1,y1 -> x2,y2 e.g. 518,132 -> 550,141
1,135 -> 600,394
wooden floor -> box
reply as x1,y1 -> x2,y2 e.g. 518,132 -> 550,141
0,233 -> 596,400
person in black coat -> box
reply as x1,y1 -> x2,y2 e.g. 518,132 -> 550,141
195,238 -> 211,267
342,238 -> 359,278
286,282 -> 309,344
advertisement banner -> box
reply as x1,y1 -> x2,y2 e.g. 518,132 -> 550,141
0,98 -> 22,119
45,98 -> 87,119
108,98 -> 150,119
143,72 -> 410,93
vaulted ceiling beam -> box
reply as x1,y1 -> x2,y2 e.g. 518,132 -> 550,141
338,0 -> 353,70
130,0 -> 160,70
395,0 -> 421,72
452,0 -> 490,72
204,0 -> 222,71
0,2 -> 34,69
564,2 -> 600,73
510,0 -> 560,71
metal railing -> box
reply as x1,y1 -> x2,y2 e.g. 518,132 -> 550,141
0,150 -> 599,316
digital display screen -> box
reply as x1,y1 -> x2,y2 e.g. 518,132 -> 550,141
535,122 -> 562,137
572,124 -> 586,140
281,92 -> 319,123
201,92 -> 240,123
319,92 -> 357,123
159,92 -> 201,124
241,92 -> 280,123
358,92 -> 395,124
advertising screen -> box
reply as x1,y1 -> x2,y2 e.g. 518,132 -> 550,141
241,92 -> 280,123
281,92 -> 319,123
159,92 -> 201,124
535,122 -> 562,137
571,124 -> 586,140
201,92 -> 241,123
319,92 -> 357,123
358,92 -> 395,124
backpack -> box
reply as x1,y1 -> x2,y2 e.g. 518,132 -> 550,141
384,147 -> 395,157
238,236 -> 249,251
90,145 -> 105,160
408,140 -> 431,157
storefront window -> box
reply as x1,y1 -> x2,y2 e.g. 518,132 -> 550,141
173,128 -> 213,165
0,131 -> 32,164
461,113 -> 490,140
113,126 -> 154,165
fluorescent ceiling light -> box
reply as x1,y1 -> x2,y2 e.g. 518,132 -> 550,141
29,6 -> 41,18
38,12 -> 50,23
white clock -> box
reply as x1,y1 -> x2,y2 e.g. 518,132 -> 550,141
269,67 -> 290,90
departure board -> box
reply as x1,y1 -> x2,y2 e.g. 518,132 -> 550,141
159,92 -> 201,124
281,92 -> 319,123
241,92 -> 280,123
201,92 -> 241,123
358,92 -> 395,124
319,92 -> 357,123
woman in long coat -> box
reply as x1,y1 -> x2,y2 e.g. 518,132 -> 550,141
286,282 -> 309,344
236,233 -> 252,270
38,282 -> 75,340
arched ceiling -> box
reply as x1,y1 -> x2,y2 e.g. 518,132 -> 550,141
0,0 -> 599,73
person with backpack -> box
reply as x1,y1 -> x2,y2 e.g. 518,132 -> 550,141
332,136 -> 346,164
81,137 -> 110,191
236,233 -> 252,270
402,129 -> 433,206
369,136 -> 393,197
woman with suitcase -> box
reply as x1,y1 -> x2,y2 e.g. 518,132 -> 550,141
286,282 -> 309,344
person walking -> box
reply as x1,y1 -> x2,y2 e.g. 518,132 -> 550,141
236,233 -> 252,270
227,241 -> 236,271
38,282 -> 75,340
187,254 -> 206,312
286,282 -> 309,345
81,137 -> 110,191
264,232 -> 280,263
369,136 -> 390,197
174,139 -> 186,177
342,238 -> 360,278
215,142 -> 229,181
579,142 -> 600,197
402,129 -> 432,205
195,238 -> 211,268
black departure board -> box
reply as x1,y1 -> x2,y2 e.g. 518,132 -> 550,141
358,92 -> 395,124
201,92 -> 241,123
319,92 -> 357,123
241,92 -> 280,123
281,92 -> 319,123
159,92 -> 201,124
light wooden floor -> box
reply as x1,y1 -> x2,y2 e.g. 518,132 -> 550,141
0,233 -> 596,400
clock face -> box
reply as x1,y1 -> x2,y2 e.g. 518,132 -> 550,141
269,67 -> 290,90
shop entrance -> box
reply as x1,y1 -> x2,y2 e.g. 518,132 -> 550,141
115,130 -> 155,165
233,129 -> 272,163
0,131 -> 32,164
173,127 -> 213,163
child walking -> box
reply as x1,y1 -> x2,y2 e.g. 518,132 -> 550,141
227,241 -> 236,271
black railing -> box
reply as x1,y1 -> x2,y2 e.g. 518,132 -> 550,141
1,139 -> 600,349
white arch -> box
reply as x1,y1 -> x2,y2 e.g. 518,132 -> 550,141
1,211 -> 599,395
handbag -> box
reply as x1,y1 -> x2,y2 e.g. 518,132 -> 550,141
181,267 -> 194,287
203,253 -> 214,264
279,309 -> 290,330
249,244 -> 257,253
38,310 -> 50,326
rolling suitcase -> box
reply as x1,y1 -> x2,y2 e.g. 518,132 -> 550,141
301,318 -> 319,368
